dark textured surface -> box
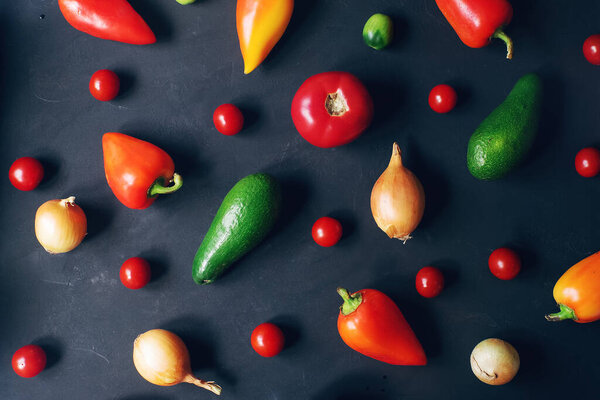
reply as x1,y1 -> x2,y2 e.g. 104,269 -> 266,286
1,1 -> 599,399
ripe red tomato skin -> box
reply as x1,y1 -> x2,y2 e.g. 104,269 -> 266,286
12,345 -> 46,378
8,157 -> 44,191
213,104 -> 244,136
489,247 -> 521,280
575,147 -> 600,178
291,71 -> 374,148
312,217 -> 343,247
428,84 -> 457,113
251,323 -> 284,357
89,69 -> 120,101
415,266 -> 445,298
583,35 -> 600,65
120,257 -> 151,289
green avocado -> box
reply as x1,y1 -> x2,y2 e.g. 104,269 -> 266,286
193,173 -> 281,284
467,73 -> 542,180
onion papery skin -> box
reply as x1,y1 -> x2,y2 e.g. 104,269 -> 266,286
370,143 -> 425,242
34,196 -> 87,254
133,329 -> 222,395
470,338 -> 520,385
133,329 -> 189,386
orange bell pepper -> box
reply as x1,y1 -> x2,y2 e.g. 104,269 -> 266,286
236,0 -> 294,74
546,251 -> 600,323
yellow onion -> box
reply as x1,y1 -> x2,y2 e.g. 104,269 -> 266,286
133,329 -> 222,395
470,338 -> 520,385
34,196 -> 87,253
370,143 -> 425,242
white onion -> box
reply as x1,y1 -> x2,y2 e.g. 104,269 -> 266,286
470,338 -> 520,385
34,196 -> 87,254
133,329 -> 222,395
371,143 -> 425,242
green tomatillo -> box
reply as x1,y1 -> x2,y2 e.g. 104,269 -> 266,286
363,13 -> 393,50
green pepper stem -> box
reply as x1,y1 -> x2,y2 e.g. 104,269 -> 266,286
545,303 -> 577,322
148,173 -> 183,197
337,287 -> 363,316
493,29 -> 513,60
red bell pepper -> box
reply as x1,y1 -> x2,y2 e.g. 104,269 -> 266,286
58,0 -> 156,45
102,133 -> 182,210
337,288 -> 427,365
435,0 -> 514,59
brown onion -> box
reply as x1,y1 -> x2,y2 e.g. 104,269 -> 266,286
34,196 -> 87,253
133,329 -> 222,395
470,338 -> 520,385
370,143 -> 425,242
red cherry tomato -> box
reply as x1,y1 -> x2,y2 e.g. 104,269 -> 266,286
415,266 -> 445,298
428,84 -> 457,113
583,34 -> 600,65
213,104 -> 244,136
12,345 -> 46,378
251,323 -> 285,357
312,217 -> 343,247
120,257 -> 151,289
8,157 -> 44,191
488,248 -> 521,280
89,69 -> 120,101
291,71 -> 374,148
575,147 -> 600,178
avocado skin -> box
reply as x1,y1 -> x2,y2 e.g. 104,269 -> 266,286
193,173 -> 281,284
467,73 -> 542,180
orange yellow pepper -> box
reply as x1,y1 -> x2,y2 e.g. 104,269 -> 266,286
546,251 -> 600,323
236,0 -> 294,74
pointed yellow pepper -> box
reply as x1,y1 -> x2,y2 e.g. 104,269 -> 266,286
236,0 -> 294,74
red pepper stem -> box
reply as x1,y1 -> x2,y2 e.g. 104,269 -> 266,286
493,29 -> 513,60
545,303 -> 577,322
148,173 -> 183,197
337,287 -> 363,316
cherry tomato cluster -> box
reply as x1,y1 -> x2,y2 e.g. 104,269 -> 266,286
7,2 -> 600,397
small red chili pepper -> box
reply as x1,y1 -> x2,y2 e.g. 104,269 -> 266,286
435,0 -> 514,59
337,288 -> 427,365
102,132 -> 182,210
58,0 -> 156,45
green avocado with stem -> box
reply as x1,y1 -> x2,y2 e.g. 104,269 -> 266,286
467,73 -> 542,180
193,173 -> 281,284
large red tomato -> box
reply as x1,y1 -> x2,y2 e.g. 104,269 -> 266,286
291,71 -> 374,148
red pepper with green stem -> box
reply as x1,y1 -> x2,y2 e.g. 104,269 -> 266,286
435,0 -> 514,59
102,133 -> 182,210
337,288 -> 427,365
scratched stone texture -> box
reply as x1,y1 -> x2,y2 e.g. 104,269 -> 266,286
1,1 -> 599,399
